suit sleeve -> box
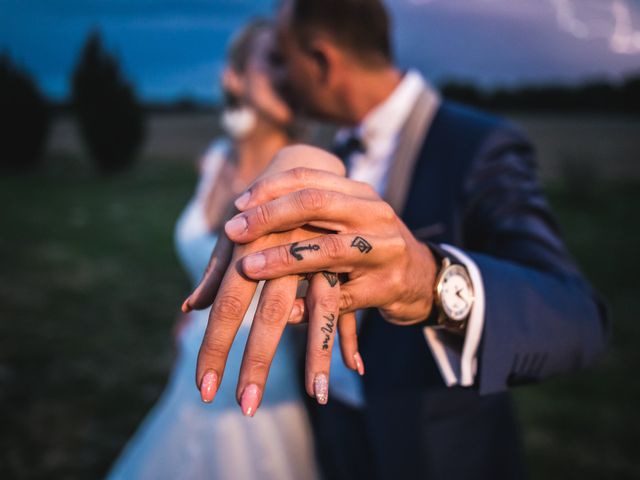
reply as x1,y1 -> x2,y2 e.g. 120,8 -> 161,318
458,126 -> 609,394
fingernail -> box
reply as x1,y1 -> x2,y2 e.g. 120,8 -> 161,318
200,370 -> 218,403
241,384 -> 261,417
289,303 -> 302,321
314,373 -> 329,405
234,191 -> 251,210
225,215 -> 247,237
244,253 -> 265,273
181,298 -> 192,313
353,352 -> 365,376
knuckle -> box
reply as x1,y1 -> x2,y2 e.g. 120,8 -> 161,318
245,353 -> 271,374
211,294 -> 245,321
318,294 -> 339,313
200,337 -> 228,360
322,234 -> 343,260
257,295 -> 290,325
340,289 -> 354,311
254,203 -> 272,226
296,188 -> 326,211
390,235 -> 409,258
378,201 -> 396,222
388,269 -> 404,291
290,167 -> 310,183
340,330 -> 358,344
278,244 -> 294,266
360,181 -> 378,199
384,301 -> 404,320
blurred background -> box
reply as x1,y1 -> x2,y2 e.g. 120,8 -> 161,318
0,0 -> 638,478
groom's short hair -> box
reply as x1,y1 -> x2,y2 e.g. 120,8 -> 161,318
286,0 -> 393,66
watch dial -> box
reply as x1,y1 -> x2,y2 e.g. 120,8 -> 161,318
440,265 -> 474,321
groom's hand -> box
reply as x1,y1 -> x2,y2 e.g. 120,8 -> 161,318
229,164 -> 438,326
191,145 -> 437,416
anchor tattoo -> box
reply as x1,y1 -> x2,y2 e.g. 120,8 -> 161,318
289,242 -> 321,261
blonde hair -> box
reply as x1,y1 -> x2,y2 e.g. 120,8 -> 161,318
227,18 -> 272,73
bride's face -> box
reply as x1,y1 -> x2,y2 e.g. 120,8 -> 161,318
240,29 -> 293,127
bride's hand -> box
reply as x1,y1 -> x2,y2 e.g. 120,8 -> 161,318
184,146 -> 374,413
181,145 -> 346,314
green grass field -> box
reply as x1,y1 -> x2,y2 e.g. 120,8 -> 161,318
0,154 -> 638,479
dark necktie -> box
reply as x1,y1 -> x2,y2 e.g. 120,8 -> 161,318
331,133 -> 366,174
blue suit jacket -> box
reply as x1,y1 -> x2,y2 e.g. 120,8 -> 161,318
358,101 -> 609,479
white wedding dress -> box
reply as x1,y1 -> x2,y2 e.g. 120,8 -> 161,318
107,140 -> 319,480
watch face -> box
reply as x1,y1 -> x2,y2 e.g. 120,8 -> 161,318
439,265 -> 474,321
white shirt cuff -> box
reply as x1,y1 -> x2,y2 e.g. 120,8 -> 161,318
423,244 -> 486,387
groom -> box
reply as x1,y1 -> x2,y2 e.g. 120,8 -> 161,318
187,0 -> 609,478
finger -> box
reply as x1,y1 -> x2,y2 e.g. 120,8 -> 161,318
235,168 -> 379,211
305,272 -> 341,405
240,233 -> 385,280
182,232 -> 234,312
340,277 -> 429,325
196,260 -> 258,403
225,189 -> 394,243
337,276 -> 379,314
337,311 -> 364,376
288,298 -> 307,324
236,275 -> 298,416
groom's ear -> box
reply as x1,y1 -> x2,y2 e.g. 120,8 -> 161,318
305,38 -> 341,86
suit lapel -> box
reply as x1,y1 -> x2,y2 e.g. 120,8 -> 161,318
384,88 -> 440,215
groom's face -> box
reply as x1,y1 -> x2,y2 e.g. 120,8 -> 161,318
272,2 -> 338,121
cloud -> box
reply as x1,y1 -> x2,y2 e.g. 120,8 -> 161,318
550,0 -> 589,38
394,0 -> 640,55
389,0 -> 640,86
611,0 -> 640,53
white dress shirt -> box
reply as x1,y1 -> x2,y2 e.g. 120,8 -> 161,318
329,70 -> 486,407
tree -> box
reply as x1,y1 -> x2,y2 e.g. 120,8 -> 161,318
72,31 -> 146,174
0,53 -> 50,172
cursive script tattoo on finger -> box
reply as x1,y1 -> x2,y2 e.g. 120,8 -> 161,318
351,236 -> 372,254
322,271 -> 339,288
321,313 -> 336,350
289,242 -> 320,261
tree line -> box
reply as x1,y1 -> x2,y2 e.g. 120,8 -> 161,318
1,31 -> 145,174
441,75 -> 640,113
2,30 -> 639,174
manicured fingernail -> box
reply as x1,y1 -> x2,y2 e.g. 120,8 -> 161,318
225,215 -> 247,237
353,352 -> 365,376
244,253 -> 265,273
200,370 -> 218,403
181,297 -> 192,313
314,373 -> 329,405
234,191 -> 251,210
241,384 -> 261,417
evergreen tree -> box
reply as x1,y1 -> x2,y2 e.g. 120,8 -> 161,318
72,31 -> 146,174
0,53 -> 50,172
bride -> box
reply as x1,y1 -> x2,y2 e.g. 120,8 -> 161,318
107,19 -> 319,480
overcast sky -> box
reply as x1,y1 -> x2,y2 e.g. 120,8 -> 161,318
1,0 -> 639,101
